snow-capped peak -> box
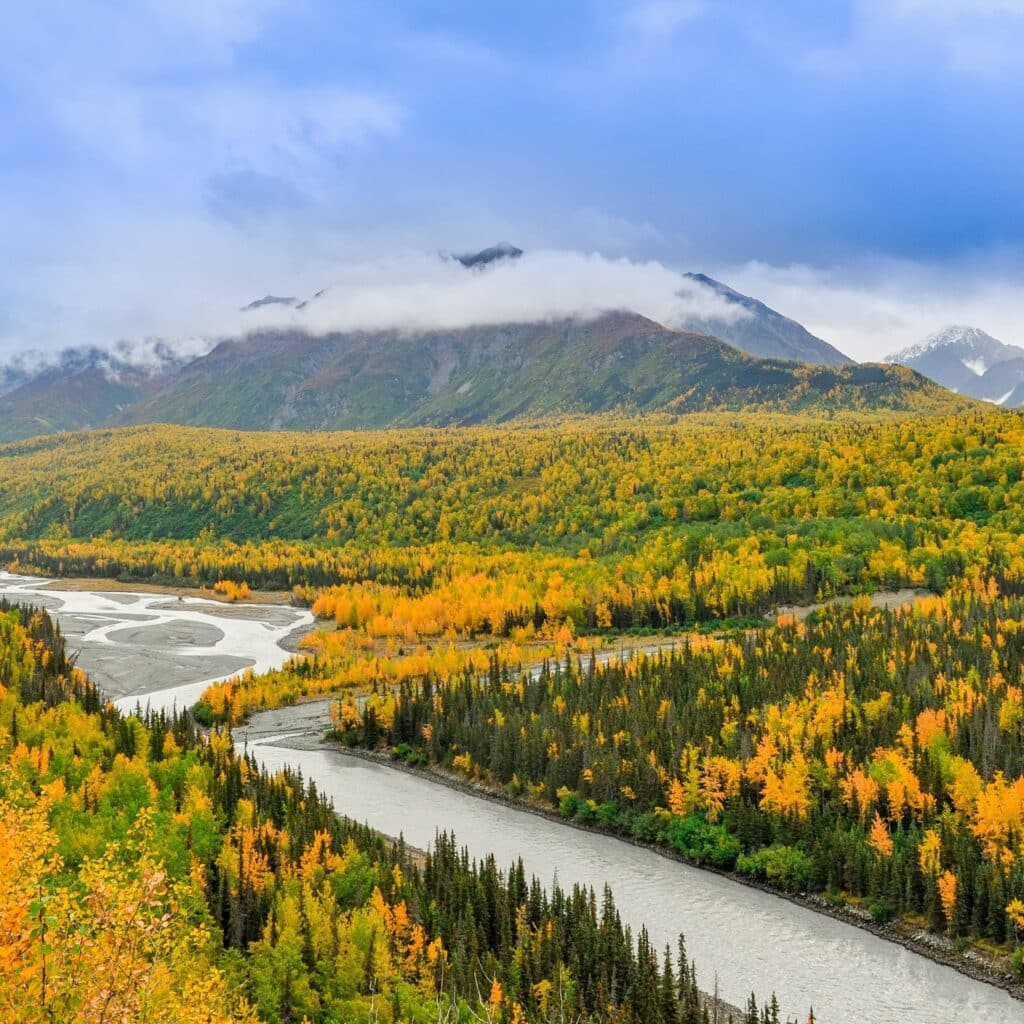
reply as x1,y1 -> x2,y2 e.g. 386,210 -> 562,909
888,327 -> 991,364
883,324 -> 1024,407
887,325 -> 1001,364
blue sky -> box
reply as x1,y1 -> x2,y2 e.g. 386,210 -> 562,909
3,1 -> 1024,360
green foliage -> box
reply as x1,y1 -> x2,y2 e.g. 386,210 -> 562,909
870,900 -> 892,925
1,411 -> 1022,616
737,846 -> 814,892
666,814 -> 742,868
354,586 -> 1024,949
1011,945 -> 1024,981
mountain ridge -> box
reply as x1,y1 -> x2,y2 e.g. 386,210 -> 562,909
0,340 -> 207,439
887,325 -> 1024,406
679,273 -> 853,366
887,325 -> 1018,365
0,310 -> 970,442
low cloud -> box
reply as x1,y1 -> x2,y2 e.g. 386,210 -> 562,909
240,249 -> 751,336
6,219 -> 1024,370
0,335 -> 215,391
0,241 -> 752,366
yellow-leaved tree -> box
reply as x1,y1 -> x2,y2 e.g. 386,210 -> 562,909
0,790 -> 256,1024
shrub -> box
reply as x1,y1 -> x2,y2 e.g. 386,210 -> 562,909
665,814 -> 741,869
192,701 -> 214,726
558,789 -> 582,819
631,812 -> 664,843
1012,946 -> 1024,981
736,845 -> 814,892
869,900 -> 891,924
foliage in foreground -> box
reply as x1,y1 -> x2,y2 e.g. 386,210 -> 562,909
0,603 -> 800,1023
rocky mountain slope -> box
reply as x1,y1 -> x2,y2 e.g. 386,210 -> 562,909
0,281 -> 968,442
0,342 -> 201,441
100,311 -> 962,433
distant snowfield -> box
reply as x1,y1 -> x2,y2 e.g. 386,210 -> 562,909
0,572 -> 313,714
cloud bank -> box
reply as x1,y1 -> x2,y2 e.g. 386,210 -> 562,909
0,244 -> 752,368
6,239 -> 1024,372
240,249 -> 750,336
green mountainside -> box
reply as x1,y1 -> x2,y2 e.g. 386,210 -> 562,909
0,311 -> 966,441
120,312 -> 960,429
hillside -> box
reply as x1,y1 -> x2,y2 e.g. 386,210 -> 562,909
0,364 -> 149,439
117,311 -> 956,431
0,341 -> 198,440
0,312 -> 962,442
0,409 -> 1017,598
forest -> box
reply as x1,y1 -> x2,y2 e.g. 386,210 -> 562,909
330,582 -> 1024,971
6,408 -> 1024,1015
7,410 -> 1024,721
1,412 -> 1023,620
0,601 -> 806,1023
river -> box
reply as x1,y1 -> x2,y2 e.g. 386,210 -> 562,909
5,572 -> 1021,1023
0,571 -> 313,713
243,732 -> 1022,1024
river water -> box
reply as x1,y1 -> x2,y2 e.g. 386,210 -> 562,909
6,572 -> 1020,1023
246,737 -> 1021,1024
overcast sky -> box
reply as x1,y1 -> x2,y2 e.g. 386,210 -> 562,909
3,1 -> 1024,362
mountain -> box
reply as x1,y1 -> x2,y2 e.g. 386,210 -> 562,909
241,295 -> 301,312
0,362 -> 34,397
453,242 -> 523,269
886,326 -> 1024,406
0,342 -> 202,441
107,311 -> 956,433
0,364 -> 147,440
970,358 -> 1024,407
238,244 -> 524,317
0,312 -> 965,443
679,273 -> 852,366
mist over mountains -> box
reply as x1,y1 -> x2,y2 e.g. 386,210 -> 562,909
678,273 -> 851,367
0,248 -> 982,442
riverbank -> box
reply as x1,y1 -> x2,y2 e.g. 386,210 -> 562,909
19,574 -> 299,606
770,587 -> 925,621
238,720 -> 752,1024
282,734 -> 1024,1006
